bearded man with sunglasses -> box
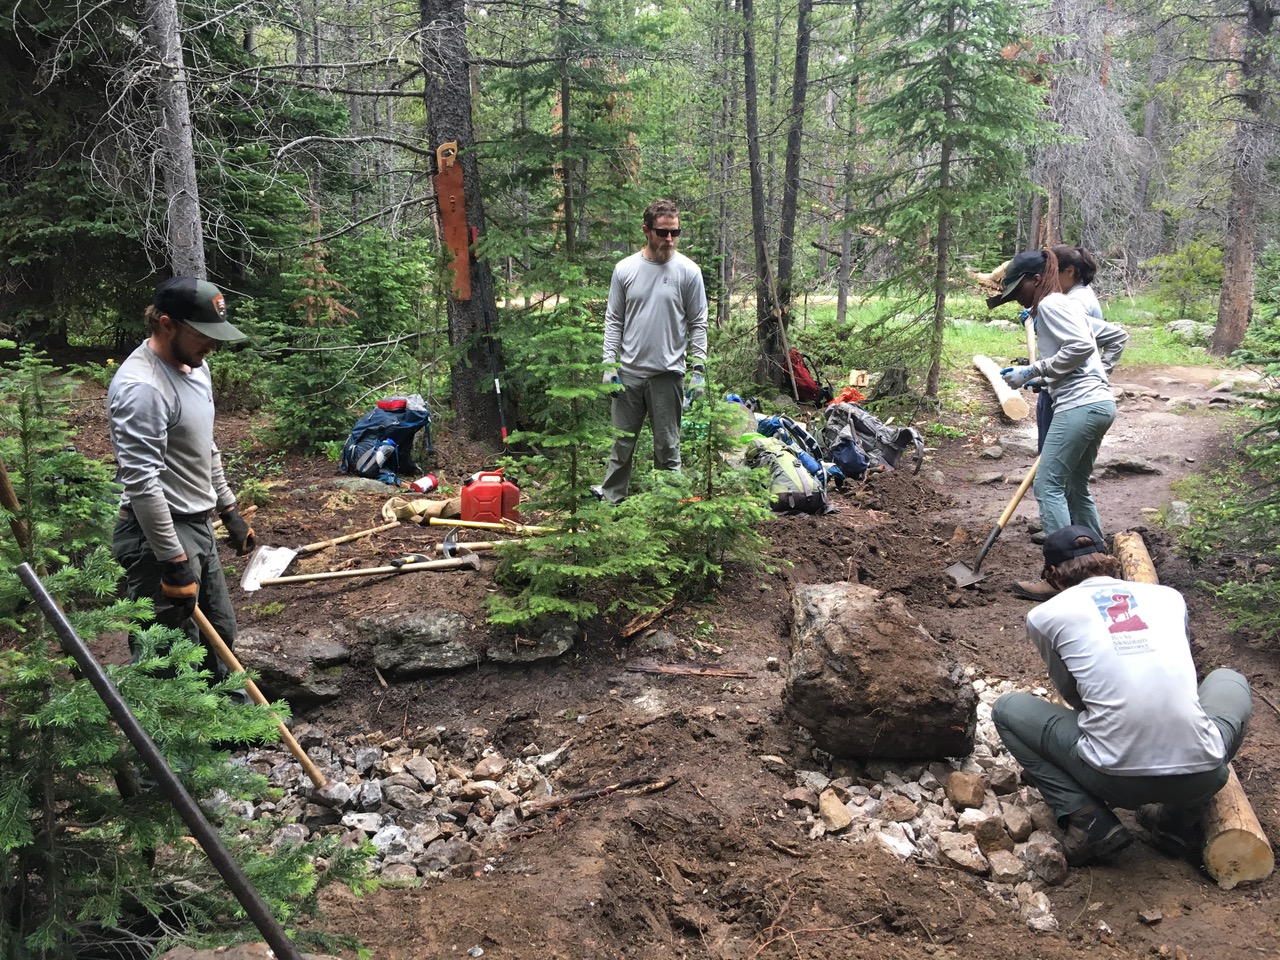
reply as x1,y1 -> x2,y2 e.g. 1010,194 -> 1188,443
597,198 -> 709,503
108,277 -> 256,691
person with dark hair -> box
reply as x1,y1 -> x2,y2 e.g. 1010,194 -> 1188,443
991,527 -> 1252,868
109,277 -> 255,690
596,199 -> 709,503
988,248 -> 1117,599
1030,245 -> 1128,455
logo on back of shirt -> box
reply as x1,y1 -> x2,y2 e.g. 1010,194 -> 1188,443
1090,587 -> 1150,635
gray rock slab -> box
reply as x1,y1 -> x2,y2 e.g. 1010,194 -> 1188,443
358,611 -> 481,676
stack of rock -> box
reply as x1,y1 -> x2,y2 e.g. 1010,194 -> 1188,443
207,722 -> 571,881
783,674 -> 1073,931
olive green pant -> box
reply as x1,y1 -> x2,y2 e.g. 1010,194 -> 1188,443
992,669 -> 1252,822
600,370 -> 685,503
112,511 -> 238,684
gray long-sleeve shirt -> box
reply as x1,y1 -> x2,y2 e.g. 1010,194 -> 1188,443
1028,292 -> 1114,414
602,250 -> 708,377
1027,576 -> 1225,776
108,341 -> 235,560
1065,284 -> 1128,376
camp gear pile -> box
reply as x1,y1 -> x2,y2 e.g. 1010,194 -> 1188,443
340,395 -> 432,483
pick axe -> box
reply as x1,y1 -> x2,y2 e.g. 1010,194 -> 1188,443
437,526 -> 507,558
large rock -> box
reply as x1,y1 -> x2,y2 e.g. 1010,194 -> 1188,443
357,611 -> 480,676
783,583 -> 976,760
235,629 -> 349,708
486,620 -> 576,663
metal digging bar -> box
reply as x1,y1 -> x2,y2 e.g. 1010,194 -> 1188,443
15,562 -> 305,960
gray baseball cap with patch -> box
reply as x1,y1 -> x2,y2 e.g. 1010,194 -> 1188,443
154,277 -> 246,341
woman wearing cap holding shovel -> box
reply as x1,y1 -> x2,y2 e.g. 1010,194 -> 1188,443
988,248 -> 1117,600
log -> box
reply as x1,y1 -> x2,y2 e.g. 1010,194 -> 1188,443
973,355 -> 1030,420
1111,530 -> 1159,585
1112,529 -> 1274,889
1204,765 -> 1275,889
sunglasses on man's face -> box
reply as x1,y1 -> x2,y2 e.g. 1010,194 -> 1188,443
649,227 -> 681,238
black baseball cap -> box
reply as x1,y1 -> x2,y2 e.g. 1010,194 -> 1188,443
1043,525 -> 1105,567
154,277 -> 246,341
986,250 -> 1047,309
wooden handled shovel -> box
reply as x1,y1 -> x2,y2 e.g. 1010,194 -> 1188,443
241,520 -> 401,591
256,552 -> 480,587
191,605 -> 332,794
945,456 -> 1040,588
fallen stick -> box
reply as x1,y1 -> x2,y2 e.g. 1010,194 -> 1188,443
1111,528 -> 1274,890
522,775 -> 676,816
973,354 -> 1030,421
620,600 -> 675,639
625,663 -> 752,678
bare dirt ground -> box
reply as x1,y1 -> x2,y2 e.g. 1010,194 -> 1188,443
65,362 -> 1279,960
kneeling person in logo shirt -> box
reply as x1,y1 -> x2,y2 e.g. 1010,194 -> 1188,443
991,526 -> 1252,866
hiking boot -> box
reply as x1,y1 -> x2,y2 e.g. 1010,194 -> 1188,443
1137,804 -> 1204,862
1061,805 -> 1134,866
1031,530 -> 1047,545
1011,579 -> 1059,600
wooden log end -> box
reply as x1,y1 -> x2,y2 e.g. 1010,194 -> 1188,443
1204,828 -> 1275,890
1001,396 -> 1030,421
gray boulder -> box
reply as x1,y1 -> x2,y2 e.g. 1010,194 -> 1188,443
234,629 -> 349,708
357,611 -> 480,677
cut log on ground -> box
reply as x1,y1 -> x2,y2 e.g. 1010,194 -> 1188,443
1204,765 -> 1275,889
973,355 -> 1030,421
1112,528 -> 1274,889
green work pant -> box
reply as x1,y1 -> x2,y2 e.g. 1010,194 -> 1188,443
600,370 -> 684,503
992,669 -> 1252,822
1034,398 -> 1116,536
112,511 -> 238,684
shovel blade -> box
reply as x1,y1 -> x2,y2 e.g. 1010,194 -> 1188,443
241,546 -> 298,592
945,561 -> 988,588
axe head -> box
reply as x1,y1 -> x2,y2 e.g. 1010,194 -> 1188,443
457,550 -> 481,570
440,526 -> 460,559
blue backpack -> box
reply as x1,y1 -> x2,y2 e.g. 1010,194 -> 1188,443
340,395 -> 432,482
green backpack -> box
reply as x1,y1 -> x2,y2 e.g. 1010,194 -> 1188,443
744,435 -> 835,515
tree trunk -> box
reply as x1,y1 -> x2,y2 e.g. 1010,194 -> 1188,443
557,0 -> 575,258
1213,1 -> 1275,357
420,0 -> 504,444
927,11 -> 956,400
776,0 -> 813,315
742,0 -> 783,388
144,0 -> 205,277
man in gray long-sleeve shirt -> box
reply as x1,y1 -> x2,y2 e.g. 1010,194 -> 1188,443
597,199 -> 709,503
109,277 -> 256,686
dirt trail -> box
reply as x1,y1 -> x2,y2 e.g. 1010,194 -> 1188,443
68,362 -> 1279,959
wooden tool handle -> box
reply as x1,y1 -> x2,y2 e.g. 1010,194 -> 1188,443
427,517 -> 554,533
260,556 -> 475,585
297,519 -> 400,554
997,457 -> 1040,528
192,605 -> 327,789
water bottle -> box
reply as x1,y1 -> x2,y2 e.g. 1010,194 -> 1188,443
374,438 -> 398,469
409,474 -> 438,494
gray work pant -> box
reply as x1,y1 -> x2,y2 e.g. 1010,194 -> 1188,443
1034,398 -> 1116,536
112,511 -> 238,684
600,370 -> 684,503
992,668 -> 1252,822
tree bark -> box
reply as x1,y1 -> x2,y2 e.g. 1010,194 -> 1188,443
1213,1 -> 1276,357
927,8 -> 957,400
776,0 -> 813,316
144,0 -> 205,277
742,0 -> 783,388
421,0 -> 504,445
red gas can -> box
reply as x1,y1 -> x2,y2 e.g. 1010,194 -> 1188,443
461,469 -> 520,523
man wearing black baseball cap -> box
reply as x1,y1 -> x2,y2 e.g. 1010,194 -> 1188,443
990,526 -> 1253,867
108,277 -> 254,693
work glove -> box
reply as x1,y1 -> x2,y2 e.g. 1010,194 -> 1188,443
602,367 -> 620,385
219,506 -> 256,556
684,367 -> 706,410
1001,365 -> 1037,390
390,553 -> 431,568
160,559 -> 199,621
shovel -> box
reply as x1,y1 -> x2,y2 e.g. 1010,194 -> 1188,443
241,520 -> 401,591
945,456 -> 1040,588
253,551 -> 480,588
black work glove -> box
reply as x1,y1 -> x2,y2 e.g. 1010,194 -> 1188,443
220,506 -> 256,556
160,559 -> 199,621
390,553 -> 431,568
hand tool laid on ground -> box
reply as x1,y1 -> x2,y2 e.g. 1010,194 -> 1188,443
252,551 -> 480,588
240,519 -> 401,591
190,606 -> 343,800
436,526 -> 509,557
945,456 -> 1040,588
17,564 -> 306,960
427,517 -> 555,534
